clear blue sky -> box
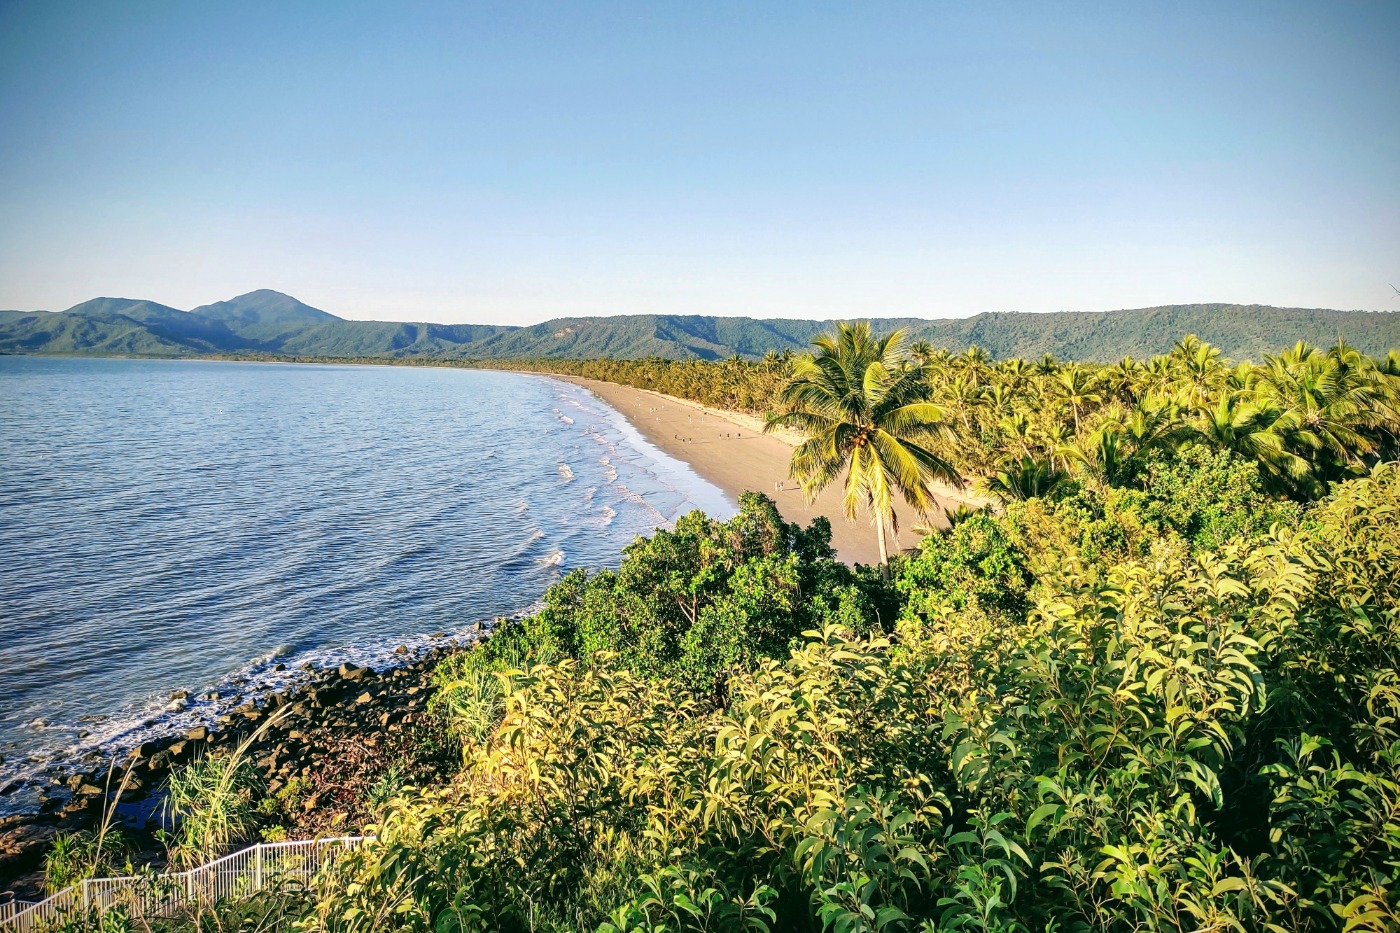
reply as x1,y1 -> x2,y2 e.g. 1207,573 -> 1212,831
1,1 -> 1396,324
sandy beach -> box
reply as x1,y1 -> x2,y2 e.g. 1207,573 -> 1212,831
552,376 -> 978,566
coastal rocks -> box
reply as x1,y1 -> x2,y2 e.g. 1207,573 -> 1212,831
338,663 -> 369,682
0,819 -> 58,879
0,634 -> 485,900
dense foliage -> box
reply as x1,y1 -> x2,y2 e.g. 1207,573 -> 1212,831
434,493 -> 885,713
45,329 -> 1400,933
497,336 -> 1400,505
276,450 -> 1400,933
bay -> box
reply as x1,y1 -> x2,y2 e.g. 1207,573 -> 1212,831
0,356 -> 733,811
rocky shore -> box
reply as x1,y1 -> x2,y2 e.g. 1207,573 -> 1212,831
0,630 -> 481,903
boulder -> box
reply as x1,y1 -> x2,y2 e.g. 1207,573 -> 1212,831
338,663 -> 369,682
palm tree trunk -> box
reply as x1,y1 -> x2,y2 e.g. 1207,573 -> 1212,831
875,516 -> 889,576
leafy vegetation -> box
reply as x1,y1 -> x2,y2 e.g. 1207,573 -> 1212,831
43,327 -> 1400,932
505,335 -> 1400,507
271,457 -> 1400,933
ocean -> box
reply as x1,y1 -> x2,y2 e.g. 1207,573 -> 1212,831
0,356 -> 733,812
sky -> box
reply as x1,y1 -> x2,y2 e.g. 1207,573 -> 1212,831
0,1 -> 1396,325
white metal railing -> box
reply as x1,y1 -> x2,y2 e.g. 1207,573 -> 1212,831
0,836 -> 364,932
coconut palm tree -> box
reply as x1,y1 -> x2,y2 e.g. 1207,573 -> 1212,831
1196,392 -> 1310,492
982,456 -> 1064,502
1168,335 -> 1226,411
909,340 -> 936,365
1255,341 -> 1390,488
1054,365 -> 1103,434
766,322 -> 961,570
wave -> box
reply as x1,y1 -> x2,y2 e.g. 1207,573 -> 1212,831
0,615 -> 511,812
558,463 -> 574,482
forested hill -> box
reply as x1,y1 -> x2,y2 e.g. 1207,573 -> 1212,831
2,289 -> 1396,361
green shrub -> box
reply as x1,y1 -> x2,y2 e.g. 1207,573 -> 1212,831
287,465 -> 1400,932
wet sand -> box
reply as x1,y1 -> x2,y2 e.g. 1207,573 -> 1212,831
551,376 -> 977,566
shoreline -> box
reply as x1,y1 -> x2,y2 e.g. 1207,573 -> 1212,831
548,375 -> 983,566
0,638 -> 479,901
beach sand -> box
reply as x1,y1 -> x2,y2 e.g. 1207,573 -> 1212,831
551,376 -> 978,566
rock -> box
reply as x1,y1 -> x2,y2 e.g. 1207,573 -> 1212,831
185,726 -> 209,742
171,689 -> 189,700
355,692 -> 373,706
166,740 -> 189,759
76,783 -> 103,796
0,821 -> 59,877
129,742 -> 154,760
338,663 -> 369,682
394,645 -> 408,655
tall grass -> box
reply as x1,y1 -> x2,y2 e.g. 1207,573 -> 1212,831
164,709 -> 287,867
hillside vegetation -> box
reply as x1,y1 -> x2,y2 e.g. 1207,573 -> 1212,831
2,289 -> 1398,361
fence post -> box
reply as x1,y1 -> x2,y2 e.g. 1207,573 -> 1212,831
81,879 -> 91,912
255,844 -> 263,892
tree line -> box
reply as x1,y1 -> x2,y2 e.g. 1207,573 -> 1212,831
477,329 -> 1400,563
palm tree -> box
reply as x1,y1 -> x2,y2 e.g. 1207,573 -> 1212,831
982,457 -> 1064,502
1255,341 -> 1389,487
1168,335 -> 1226,411
1196,392 -> 1310,492
1066,403 -> 1185,487
766,322 -> 961,570
1054,365 -> 1103,434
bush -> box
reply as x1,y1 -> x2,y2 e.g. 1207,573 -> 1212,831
436,492 -> 888,708
288,465 -> 1400,932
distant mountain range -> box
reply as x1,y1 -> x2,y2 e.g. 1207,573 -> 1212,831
1,289 -> 1396,362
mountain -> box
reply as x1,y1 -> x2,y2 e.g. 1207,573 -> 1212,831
0,291 -> 1396,362
190,289 -> 336,329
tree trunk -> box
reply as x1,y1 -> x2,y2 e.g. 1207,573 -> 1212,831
875,516 -> 889,578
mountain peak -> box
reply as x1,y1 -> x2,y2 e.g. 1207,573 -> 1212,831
191,290 -> 339,327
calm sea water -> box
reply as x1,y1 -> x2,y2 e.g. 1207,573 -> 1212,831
0,357 -> 733,811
